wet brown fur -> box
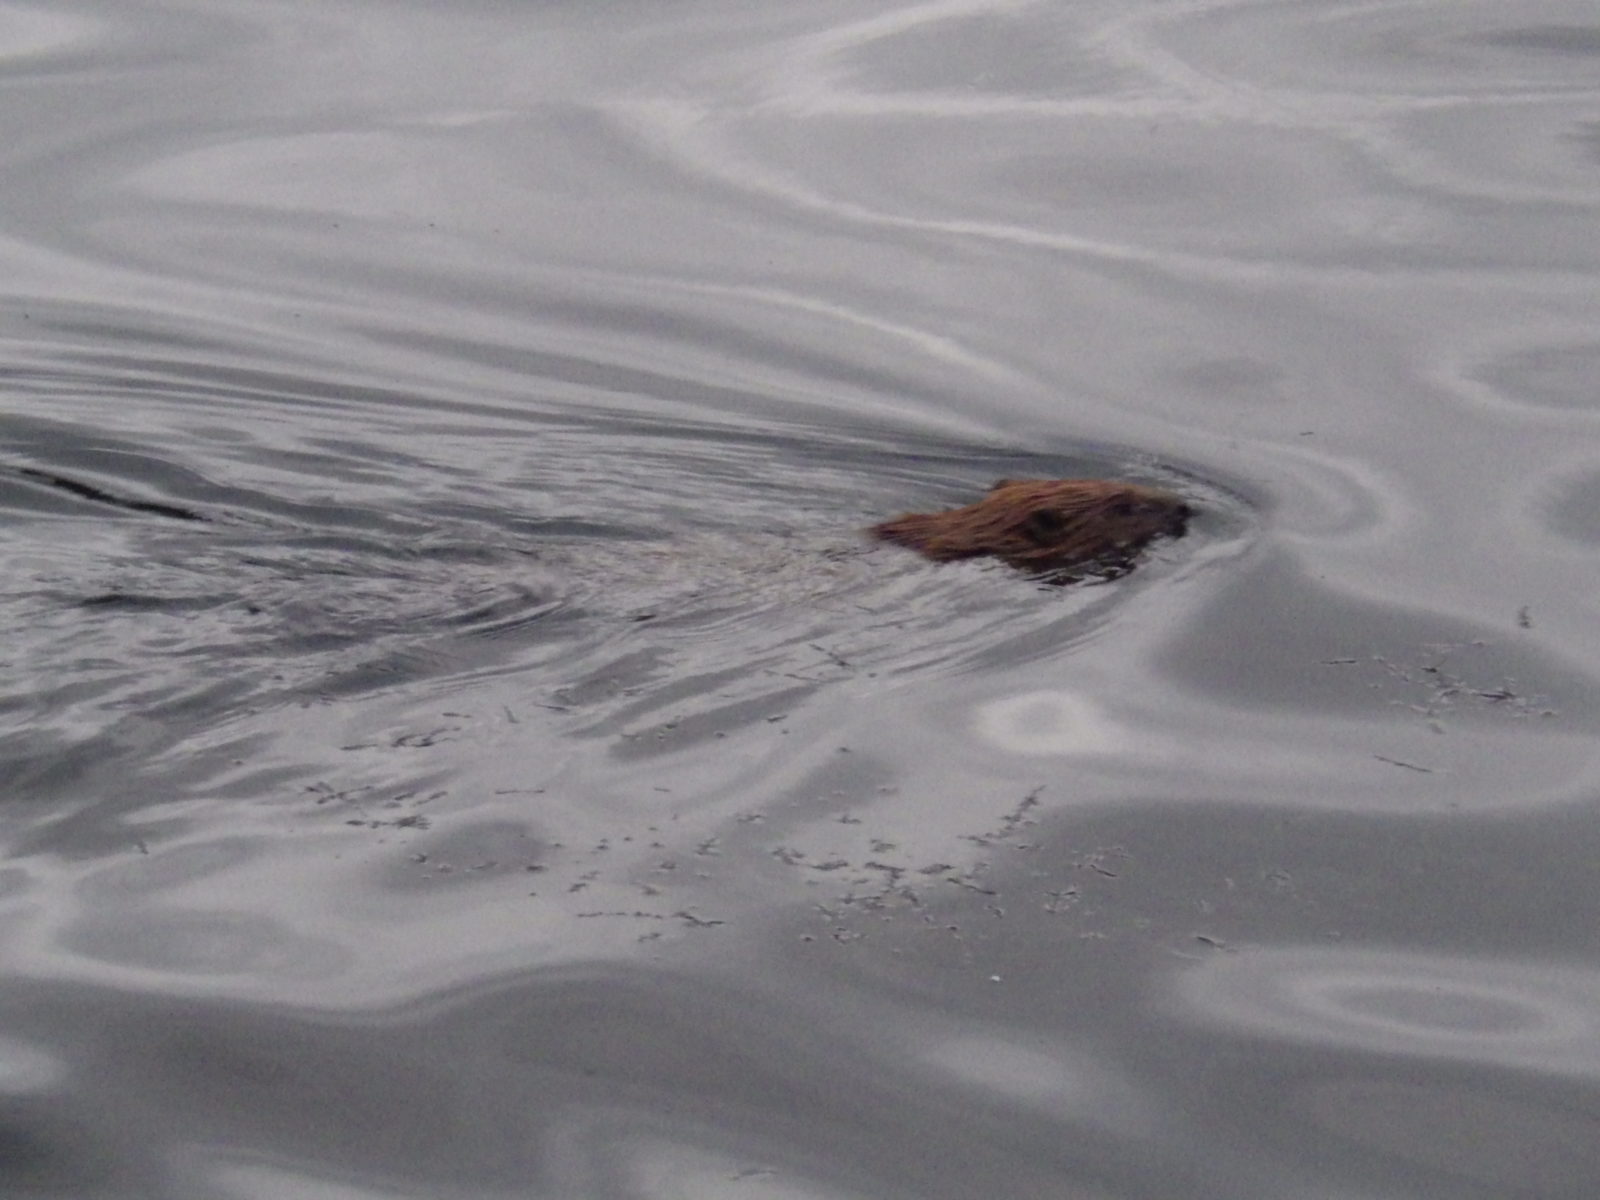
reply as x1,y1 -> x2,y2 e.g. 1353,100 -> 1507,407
871,478 -> 1191,579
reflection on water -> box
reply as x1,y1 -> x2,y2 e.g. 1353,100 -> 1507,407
3,0 -> 1600,1194
1172,945 -> 1600,1192
1175,945 -> 1600,1076
973,689 -> 1127,757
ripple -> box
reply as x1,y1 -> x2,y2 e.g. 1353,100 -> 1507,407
206,1160 -> 418,1200
614,0 -> 1600,279
916,1034 -> 1144,1124
0,3 -> 103,65
972,689 -> 1130,757
646,103 -> 1405,273
1172,945 -> 1600,1077
127,131 -> 451,220
0,1036 -> 65,1095
1159,356 -> 1291,405
74,838 -> 264,901
1536,467 -> 1600,547
823,3 -> 1138,107
1381,97 -> 1600,206
1469,341 -> 1600,412
60,909 -> 350,978
1472,23 -> 1600,58
1159,547 -> 1589,713
1134,0 -> 1600,98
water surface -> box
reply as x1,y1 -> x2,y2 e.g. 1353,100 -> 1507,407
3,0 -> 1600,1196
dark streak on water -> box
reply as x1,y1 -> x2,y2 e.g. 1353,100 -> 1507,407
14,466 -> 207,522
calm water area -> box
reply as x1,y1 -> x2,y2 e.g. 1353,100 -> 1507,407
4,1 -> 1600,1196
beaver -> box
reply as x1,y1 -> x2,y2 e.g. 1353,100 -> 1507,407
871,478 -> 1191,579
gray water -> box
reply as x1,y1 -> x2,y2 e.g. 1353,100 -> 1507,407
3,1 -> 1600,1196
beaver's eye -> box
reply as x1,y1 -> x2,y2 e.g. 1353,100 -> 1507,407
1022,509 -> 1066,542
1109,500 -> 1138,518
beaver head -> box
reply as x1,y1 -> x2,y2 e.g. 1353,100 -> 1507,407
870,478 -> 1191,579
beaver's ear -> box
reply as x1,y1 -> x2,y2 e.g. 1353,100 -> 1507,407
989,478 -> 1025,492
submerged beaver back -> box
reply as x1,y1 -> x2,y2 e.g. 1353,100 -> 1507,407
871,478 -> 1191,578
